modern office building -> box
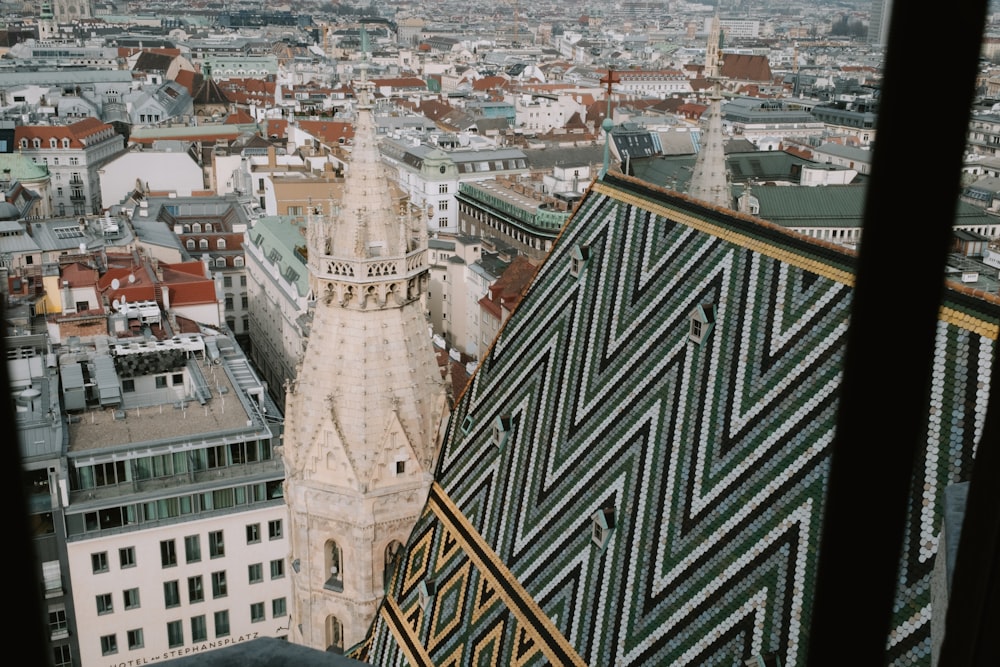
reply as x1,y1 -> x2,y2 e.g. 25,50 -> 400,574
11,322 -> 289,667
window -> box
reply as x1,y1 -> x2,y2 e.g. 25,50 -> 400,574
211,571 -> 227,598
119,546 -> 136,568
241,295 -> 249,309
184,535 -> 201,563
123,587 -> 140,610
591,507 -> 615,552
223,275 -> 233,288
225,295 -> 234,310
234,256 -> 244,268
270,558 -> 284,579
209,530 -> 224,558
155,375 -> 168,389
214,610 -> 230,638
324,541 -> 342,591
250,602 -> 265,623
688,304 -> 715,345
70,157 -> 78,166
248,562 -> 263,584
186,239 -> 195,250
199,239 -> 209,250
188,576 -> 204,603
127,628 -> 144,650
167,620 -> 184,648
96,593 -> 113,615
49,609 -> 68,637
53,645 -> 71,667
395,460 -> 406,475
438,217 -> 448,228
439,183 -> 448,194
161,539 -> 177,567
164,580 -> 180,608
246,523 -> 260,543
268,519 -> 282,540
570,244 -> 591,278
272,597 -> 287,618
100,634 -> 117,656
191,615 -> 207,643
217,238 -> 226,250
92,551 -> 109,573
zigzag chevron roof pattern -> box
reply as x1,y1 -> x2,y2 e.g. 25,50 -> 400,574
353,173 -> 1000,666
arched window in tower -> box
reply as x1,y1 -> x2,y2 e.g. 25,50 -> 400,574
325,615 -> 343,654
324,540 -> 343,592
384,541 -> 403,593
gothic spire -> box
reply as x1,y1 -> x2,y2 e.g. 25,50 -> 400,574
686,14 -> 733,209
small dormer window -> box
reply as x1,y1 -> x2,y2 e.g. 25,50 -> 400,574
461,415 -> 474,434
62,138 -> 70,148
688,303 -> 715,345
50,138 -> 57,148
570,244 -> 591,278
591,507 -> 615,553
20,138 -> 27,148
216,238 -> 226,250
491,414 -> 512,450
418,578 -> 437,609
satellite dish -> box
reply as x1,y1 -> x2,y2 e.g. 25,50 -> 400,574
111,278 -> 120,290
128,273 -> 136,284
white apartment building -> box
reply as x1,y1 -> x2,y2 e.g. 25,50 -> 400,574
15,118 -> 125,217
380,136 -> 530,235
243,215 -> 311,408
514,93 -> 587,133
427,234 -> 483,356
56,332 -> 289,667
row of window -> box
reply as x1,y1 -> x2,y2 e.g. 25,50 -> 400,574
186,238 -> 229,250
69,480 -> 283,537
20,137 -> 74,149
99,600 -> 285,656
222,275 -> 248,288
92,560 -> 285,618
74,441 -> 274,490
92,523 -> 282,574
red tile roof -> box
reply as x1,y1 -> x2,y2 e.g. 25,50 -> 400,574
15,117 -> 115,149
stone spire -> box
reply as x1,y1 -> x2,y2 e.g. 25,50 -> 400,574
282,29 -> 449,653
686,15 -> 733,209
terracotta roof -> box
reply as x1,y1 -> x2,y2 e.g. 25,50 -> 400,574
224,108 -> 256,125
61,262 -> 98,288
371,77 -> 427,90
471,76 -> 511,92
173,69 -> 198,95
15,117 -> 115,149
294,120 -> 354,146
720,53 -> 773,82
133,51 -> 175,73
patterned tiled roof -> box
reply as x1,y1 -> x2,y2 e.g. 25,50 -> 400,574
355,172 -> 999,666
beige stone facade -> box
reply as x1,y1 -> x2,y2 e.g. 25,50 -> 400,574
281,73 -> 448,652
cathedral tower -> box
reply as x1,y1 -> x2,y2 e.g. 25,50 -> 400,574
281,68 -> 449,652
687,15 -> 733,209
